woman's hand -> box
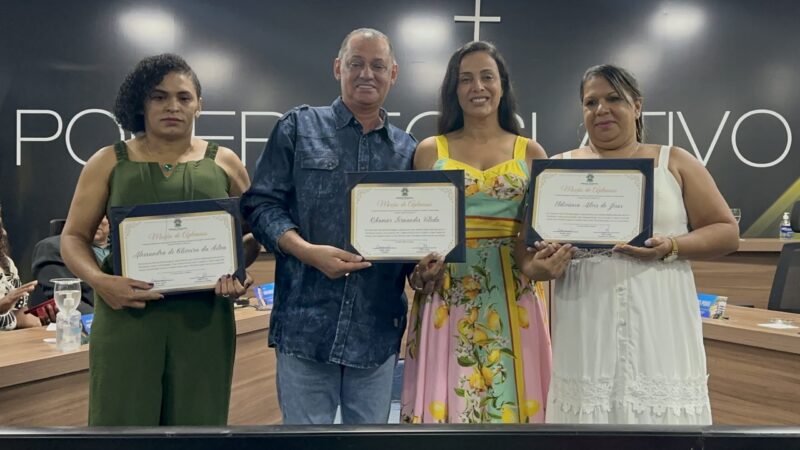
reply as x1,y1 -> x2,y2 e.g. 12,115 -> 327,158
15,309 -> 44,329
215,272 -> 254,299
92,274 -> 163,310
0,280 -> 37,314
612,236 -> 673,261
520,242 -> 575,281
410,253 -> 445,295
31,302 -> 58,326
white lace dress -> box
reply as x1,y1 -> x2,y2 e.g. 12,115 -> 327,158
546,146 -> 712,424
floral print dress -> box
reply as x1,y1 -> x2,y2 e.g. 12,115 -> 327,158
401,135 -> 552,423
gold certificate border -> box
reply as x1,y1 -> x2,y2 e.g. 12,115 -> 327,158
119,210 -> 237,292
351,182 -> 459,260
532,168 -> 645,245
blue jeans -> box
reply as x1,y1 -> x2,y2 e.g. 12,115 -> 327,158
275,351 -> 396,424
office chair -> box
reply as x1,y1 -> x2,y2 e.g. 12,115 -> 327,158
767,242 -> 800,313
791,200 -> 800,232
49,219 -> 66,236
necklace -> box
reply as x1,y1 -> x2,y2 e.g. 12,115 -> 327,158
143,138 -> 191,173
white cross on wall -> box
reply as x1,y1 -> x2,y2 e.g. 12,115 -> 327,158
454,0 -> 501,41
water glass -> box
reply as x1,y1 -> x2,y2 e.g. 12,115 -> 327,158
52,278 -> 81,314
731,208 -> 742,224
52,278 -> 82,352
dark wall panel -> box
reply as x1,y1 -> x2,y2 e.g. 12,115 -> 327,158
2,0 -> 798,278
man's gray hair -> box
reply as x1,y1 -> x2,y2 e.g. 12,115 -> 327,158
337,28 -> 395,62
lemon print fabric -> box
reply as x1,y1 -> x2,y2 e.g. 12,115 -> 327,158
400,135 -> 552,424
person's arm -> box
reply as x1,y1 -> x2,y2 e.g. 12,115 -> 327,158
0,280 -> 37,331
412,137 -> 439,171
216,145 -> 261,267
240,112 -> 369,279
14,309 -> 43,329
214,145 -> 261,297
240,114 -> 300,255
1,258 -> 37,329
402,138 -> 449,293
61,147 -> 163,310
614,147 -> 739,260
0,305 -> 16,330
669,147 -> 740,258
0,280 -> 36,315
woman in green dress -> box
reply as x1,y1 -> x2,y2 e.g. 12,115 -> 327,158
62,54 -> 259,426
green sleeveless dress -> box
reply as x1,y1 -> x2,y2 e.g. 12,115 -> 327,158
88,141 -> 236,426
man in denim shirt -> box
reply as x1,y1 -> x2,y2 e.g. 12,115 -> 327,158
242,28 -> 441,424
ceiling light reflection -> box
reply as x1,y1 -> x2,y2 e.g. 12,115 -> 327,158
118,8 -> 180,51
649,4 -> 706,39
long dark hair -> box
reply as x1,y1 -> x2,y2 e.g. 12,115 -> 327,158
438,41 -> 520,135
580,64 -> 644,142
0,206 -> 10,274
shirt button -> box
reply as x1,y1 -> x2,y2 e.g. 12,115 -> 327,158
619,319 -> 626,326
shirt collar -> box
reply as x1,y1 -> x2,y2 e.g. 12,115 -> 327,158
331,97 -> 395,144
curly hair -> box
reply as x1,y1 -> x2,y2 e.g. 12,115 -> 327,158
0,206 -> 10,274
438,41 -> 520,135
114,53 -> 201,133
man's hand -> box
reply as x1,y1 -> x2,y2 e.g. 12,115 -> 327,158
302,245 -> 372,279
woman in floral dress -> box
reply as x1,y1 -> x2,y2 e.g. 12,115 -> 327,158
401,42 -> 574,423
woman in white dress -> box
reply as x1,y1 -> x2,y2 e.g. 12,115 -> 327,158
543,65 -> 739,424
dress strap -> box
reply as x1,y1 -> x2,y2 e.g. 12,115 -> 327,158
434,135 -> 449,160
658,145 -> 671,168
513,136 -> 529,160
204,142 -> 219,160
113,141 -> 129,161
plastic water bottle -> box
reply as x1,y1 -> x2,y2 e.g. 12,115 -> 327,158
780,211 -> 793,240
56,310 -> 82,352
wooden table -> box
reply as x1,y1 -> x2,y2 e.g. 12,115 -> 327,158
0,307 -> 280,426
703,305 -> 800,424
692,238 -> 798,309
6,253 -> 797,426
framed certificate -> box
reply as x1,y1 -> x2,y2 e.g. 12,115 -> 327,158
525,159 -> 654,248
109,198 -> 245,295
346,170 -> 466,263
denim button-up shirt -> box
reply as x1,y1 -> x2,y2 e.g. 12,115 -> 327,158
241,97 -> 417,368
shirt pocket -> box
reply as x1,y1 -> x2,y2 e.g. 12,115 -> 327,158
298,154 -> 340,198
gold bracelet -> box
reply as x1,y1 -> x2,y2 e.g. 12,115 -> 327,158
661,236 -> 679,262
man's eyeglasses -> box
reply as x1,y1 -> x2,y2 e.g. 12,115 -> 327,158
345,60 -> 389,74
